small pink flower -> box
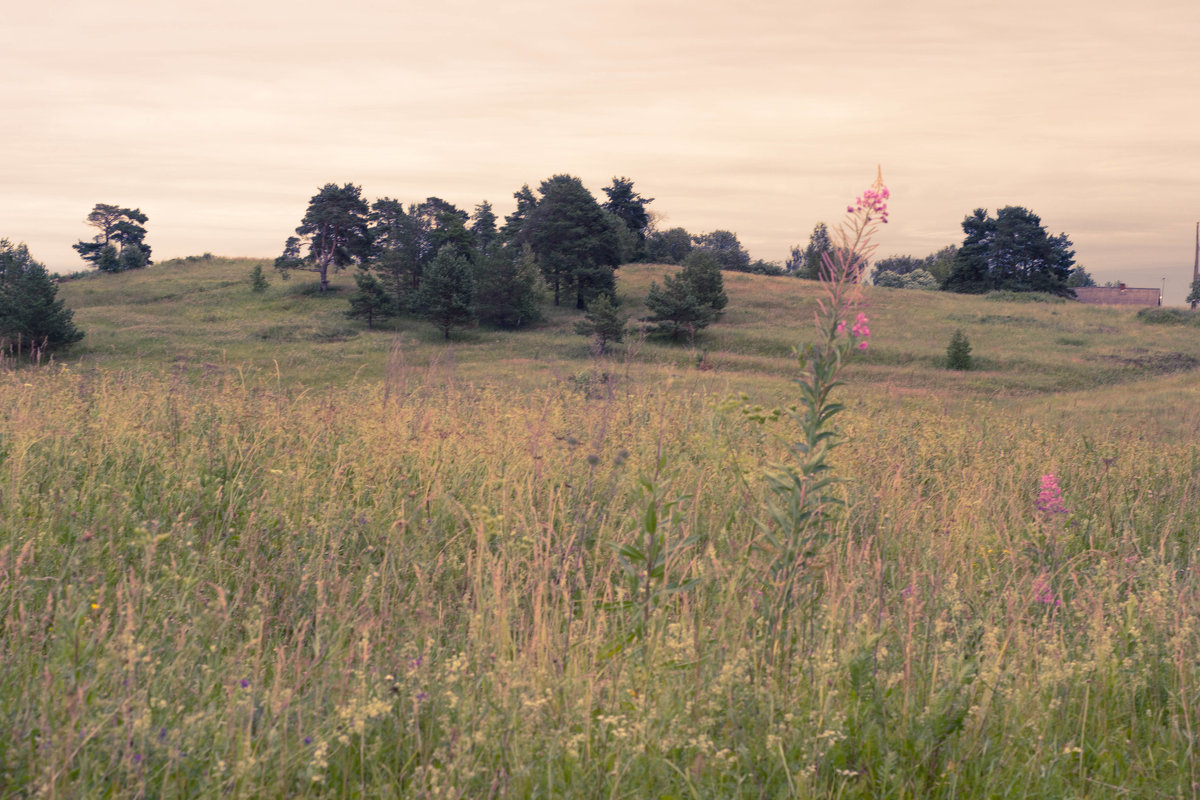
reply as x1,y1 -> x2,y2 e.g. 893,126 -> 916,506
836,321 -> 845,334
858,341 -> 868,350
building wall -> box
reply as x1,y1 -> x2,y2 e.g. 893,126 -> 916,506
1074,287 -> 1161,306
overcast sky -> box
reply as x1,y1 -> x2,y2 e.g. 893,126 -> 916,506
3,0 -> 1198,302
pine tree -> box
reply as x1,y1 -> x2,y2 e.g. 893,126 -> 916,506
0,239 -> 84,355
524,175 -> 621,308
275,183 -> 370,291
73,204 -> 152,272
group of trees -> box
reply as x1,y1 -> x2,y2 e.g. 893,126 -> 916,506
870,246 -> 958,289
276,176 -> 657,338
1,201 -> 150,358
941,207 -> 1076,295
73,204 -> 152,272
574,249 -> 728,350
274,176 -> 741,344
789,206 -> 1082,297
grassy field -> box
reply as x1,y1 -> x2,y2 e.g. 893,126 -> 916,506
3,257 -> 1200,798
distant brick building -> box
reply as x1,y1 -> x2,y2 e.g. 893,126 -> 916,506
1073,285 -> 1161,307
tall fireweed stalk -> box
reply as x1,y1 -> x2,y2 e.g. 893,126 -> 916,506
755,169 -> 887,660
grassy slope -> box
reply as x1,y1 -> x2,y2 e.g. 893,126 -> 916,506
4,258 -> 1200,798
59,255 -> 1200,397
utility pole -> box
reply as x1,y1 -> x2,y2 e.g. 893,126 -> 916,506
1193,222 -> 1199,310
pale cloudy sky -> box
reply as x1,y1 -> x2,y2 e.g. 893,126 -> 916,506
3,0 -> 1199,301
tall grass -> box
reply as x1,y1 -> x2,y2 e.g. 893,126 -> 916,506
3,352 -> 1200,797
6,243 -> 1200,796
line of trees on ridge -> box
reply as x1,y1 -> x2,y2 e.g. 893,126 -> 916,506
274,175 -> 732,341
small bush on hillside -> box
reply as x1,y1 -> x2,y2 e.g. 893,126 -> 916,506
249,264 -> 269,292
874,268 -> 938,290
946,329 -> 972,370
1136,307 -> 1199,326
574,294 -> 627,354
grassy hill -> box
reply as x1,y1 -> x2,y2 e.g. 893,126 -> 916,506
57,255 -> 1200,396
4,258 -> 1200,797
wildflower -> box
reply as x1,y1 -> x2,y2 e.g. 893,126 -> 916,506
1032,575 -> 1061,607
1036,474 -> 1068,515
851,313 -> 870,338
240,678 -> 250,689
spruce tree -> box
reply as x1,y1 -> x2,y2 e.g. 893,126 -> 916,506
0,240 -> 84,355
413,246 -> 475,339
574,294 -> 628,353
474,244 -> 546,329
679,250 -> 727,314
643,273 -> 715,341
347,271 -> 394,329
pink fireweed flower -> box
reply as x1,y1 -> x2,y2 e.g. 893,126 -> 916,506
851,313 -> 870,338
858,341 -> 868,350
1037,474 -> 1068,515
1032,574 -> 1061,607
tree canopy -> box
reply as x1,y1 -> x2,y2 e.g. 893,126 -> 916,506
942,207 -> 1075,296
73,204 -> 152,272
645,227 -> 693,264
602,177 -> 653,257
1,239 -> 84,355
691,230 -> 750,273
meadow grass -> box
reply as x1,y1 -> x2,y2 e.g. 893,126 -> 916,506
3,259 -> 1200,797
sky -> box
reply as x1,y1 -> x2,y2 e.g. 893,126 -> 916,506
3,0 -> 1199,302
